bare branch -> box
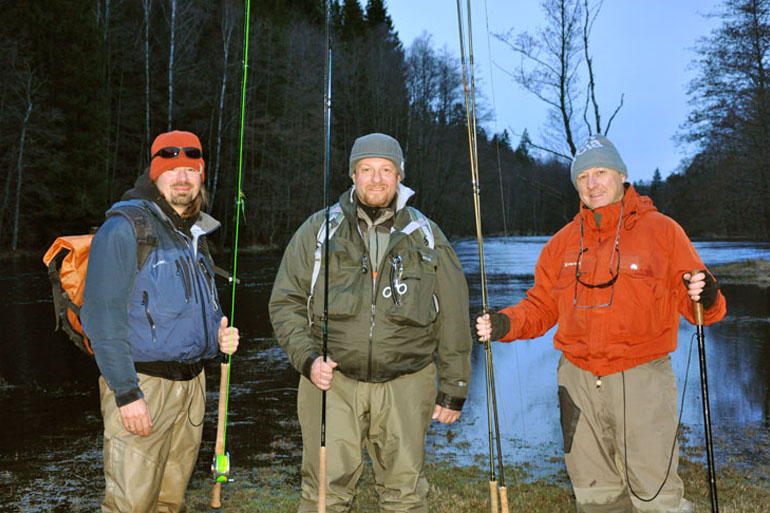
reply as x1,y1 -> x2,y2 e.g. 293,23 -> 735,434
604,93 -> 625,135
509,126 -> 572,161
583,0 -> 603,134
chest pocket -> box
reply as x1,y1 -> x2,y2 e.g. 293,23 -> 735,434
311,237 -> 364,321
140,249 -> 195,318
385,246 -> 438,327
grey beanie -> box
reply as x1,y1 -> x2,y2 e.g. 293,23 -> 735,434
570,134 -> 627,187
349,133 -> 405,179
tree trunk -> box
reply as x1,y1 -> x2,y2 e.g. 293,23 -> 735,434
167,0 -> 176,130
211,6 -> 235,211
144,0 -> 152,161
12,99 -> 32,251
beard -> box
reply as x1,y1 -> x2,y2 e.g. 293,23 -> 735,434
168,182 -> 203,218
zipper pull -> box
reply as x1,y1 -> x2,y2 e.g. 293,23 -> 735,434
361,254 -> 368,274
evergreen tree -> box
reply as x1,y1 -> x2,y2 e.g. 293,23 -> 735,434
365,0 -> 393,30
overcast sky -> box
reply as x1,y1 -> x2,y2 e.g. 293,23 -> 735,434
387,0 -> 722,182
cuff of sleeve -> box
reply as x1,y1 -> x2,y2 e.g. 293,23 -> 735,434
490,312 -> 512,341
301,353 -> 320,380
115,387 -> 144,408
436,391 -> 465,411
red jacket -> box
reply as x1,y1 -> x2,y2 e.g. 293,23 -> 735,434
499,185 -> 726,376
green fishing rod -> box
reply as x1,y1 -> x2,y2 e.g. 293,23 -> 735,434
319,1 -> 333,511
211,0 -> 251,508
455,1 -> 508,512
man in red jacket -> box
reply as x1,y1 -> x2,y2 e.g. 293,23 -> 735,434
476,134 -> 725,513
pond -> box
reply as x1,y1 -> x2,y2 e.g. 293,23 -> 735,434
1,237 -> 768,511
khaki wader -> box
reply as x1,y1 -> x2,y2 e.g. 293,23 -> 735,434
99,371 -> 206,513
557,355 -> 692,513
297,364 -> 436,513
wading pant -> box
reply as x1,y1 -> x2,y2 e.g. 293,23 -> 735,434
557,355 -> 692,513
99,371 -> 206,513
297,364 -> 436,513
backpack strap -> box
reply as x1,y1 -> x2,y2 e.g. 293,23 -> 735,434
107,204 -> 159,269
307,204 -> 345,324
401,206 -> 434,249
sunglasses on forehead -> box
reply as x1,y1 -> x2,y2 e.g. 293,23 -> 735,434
151,146 -> 202,160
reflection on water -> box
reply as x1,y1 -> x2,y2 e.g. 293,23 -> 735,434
1,238 -> 768,510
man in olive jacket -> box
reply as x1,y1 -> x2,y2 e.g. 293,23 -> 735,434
269,133 -> 472,512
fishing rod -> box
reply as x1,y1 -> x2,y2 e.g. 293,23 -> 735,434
692,272 -> 719,513
455,1 -> 508,512
319,1 -> 333,511
211,0 -> 251,507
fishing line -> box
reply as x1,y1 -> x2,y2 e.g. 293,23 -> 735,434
482,0 -> 508,238
621,332 -> 695,502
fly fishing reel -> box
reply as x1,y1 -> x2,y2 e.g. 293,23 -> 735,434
212,452 -> 230,483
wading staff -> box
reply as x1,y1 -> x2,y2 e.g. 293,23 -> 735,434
318,1 -> 333,512
211,0 -> 251,507
692,272 -> 719,513
455,1 -> 508,511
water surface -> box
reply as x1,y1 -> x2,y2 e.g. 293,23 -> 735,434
1,238 -> 768,510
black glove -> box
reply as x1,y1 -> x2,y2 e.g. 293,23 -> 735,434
474,310 -> 511,342
683,270 -> 719,310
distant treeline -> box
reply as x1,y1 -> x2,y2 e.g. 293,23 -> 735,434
1,0 -> 767,252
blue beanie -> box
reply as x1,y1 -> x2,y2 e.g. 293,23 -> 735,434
570,134 -> 627,187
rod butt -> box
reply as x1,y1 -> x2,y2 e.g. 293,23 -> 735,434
489,480 -> 498,513
211,482 -> 221,509
499,485 -> 509,513
318,446 -> 327,513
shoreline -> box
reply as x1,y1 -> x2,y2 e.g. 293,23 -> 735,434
708,259 -> 770,286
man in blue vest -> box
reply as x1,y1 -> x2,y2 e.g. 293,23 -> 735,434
83,130 -> 240,512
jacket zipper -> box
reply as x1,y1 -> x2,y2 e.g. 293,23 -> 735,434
367,249 -> 378,382
200,259 -> 220,313
187,255 -> 200,304
190,254 -> 209,347
176,260 -> 190,303
141,291 -> 157,344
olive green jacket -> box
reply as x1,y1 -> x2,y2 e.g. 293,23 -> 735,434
269,185 -> 472,409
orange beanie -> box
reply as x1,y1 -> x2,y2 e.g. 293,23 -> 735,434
149,130 -> 205,181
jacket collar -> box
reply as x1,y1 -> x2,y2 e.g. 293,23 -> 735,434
577,184 -> 653,232
121,171 -> 214,237
340,183 -> 416,224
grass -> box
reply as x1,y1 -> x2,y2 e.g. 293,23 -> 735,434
184,454 -> 770,512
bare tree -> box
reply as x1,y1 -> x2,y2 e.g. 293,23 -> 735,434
167,0 -> 177,130
496,0 -> 583,158
580,0 -> 622,136
405,35 -> 465,217
163,0 -> 204,130
209,0 -> 238,209
11,66 -> 39,251
496,0 -> 621,158
143,0 -> 152,158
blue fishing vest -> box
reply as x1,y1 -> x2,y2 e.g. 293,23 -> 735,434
110,200 -> 222,363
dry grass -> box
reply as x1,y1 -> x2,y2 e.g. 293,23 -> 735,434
184,455 -> 770,513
